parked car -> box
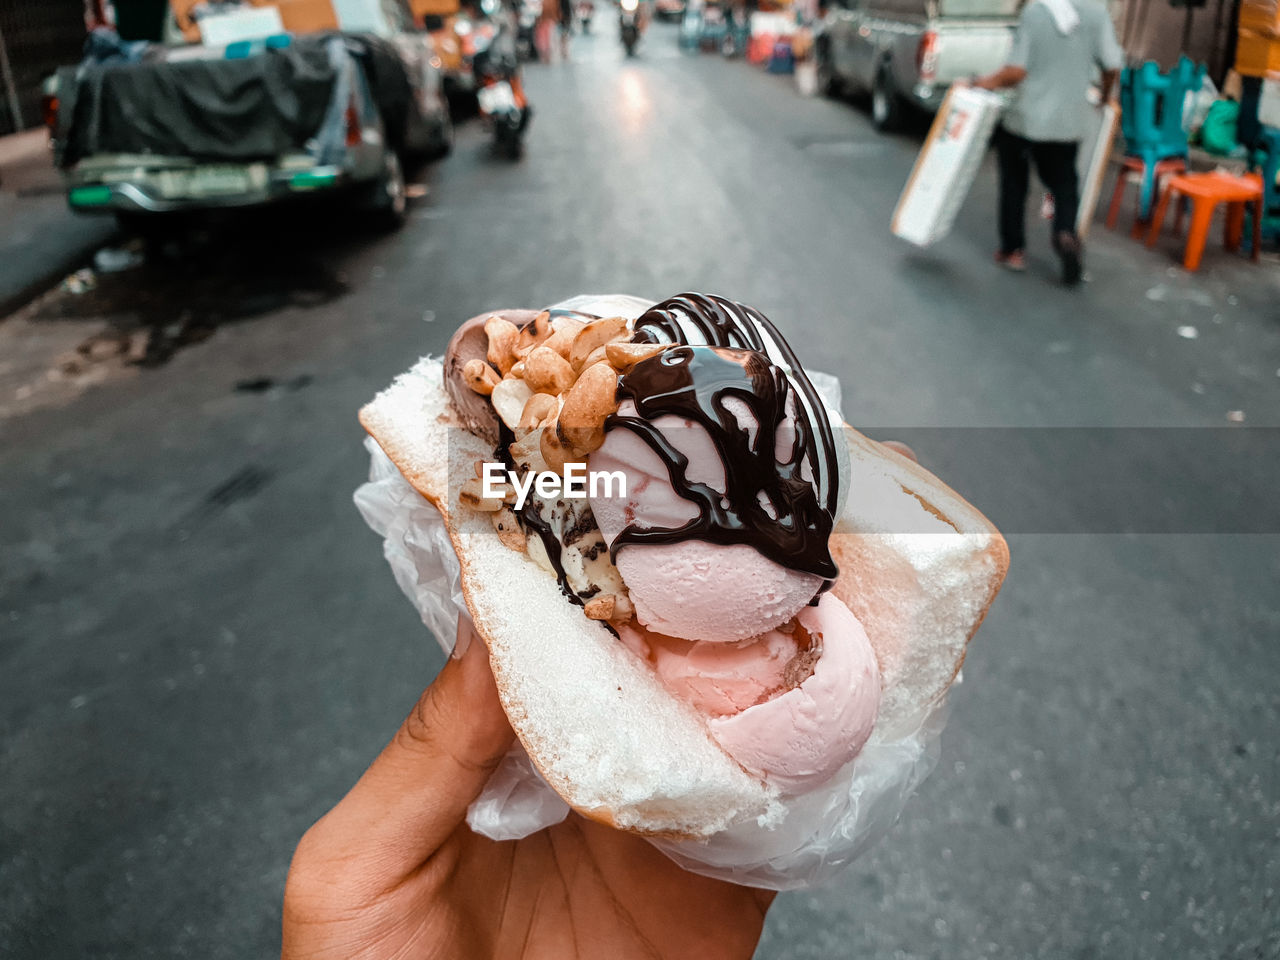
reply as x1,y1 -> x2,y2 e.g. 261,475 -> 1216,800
815,0 -> 1016,131
51,0 -> 450,230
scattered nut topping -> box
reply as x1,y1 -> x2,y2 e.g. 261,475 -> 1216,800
519,392 -> 559,433
577,343 -> 611,372
515,310 -> 554,357
491,507 -> 526,552
583,593 -> 633,624
539,424 -> 582,475
463,358 -> 500,395
491,377 -> 534,429
474,310 -> 658,483
569,316 -> 629,372
524,346 -> 576,395
459,477 -> 505,511
612,593 -> 633,623
540,317 -> 585,360
605,341 -> 665,370
485,315 -> 520,374
509,426 -> 550,474
557,360 -> 620,457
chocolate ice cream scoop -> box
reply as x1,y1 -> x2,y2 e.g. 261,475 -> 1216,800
443,310 -> 537,446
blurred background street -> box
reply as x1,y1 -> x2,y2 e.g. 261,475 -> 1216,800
2,8 -> 1279,960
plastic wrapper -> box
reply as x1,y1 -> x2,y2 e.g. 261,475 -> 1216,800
353,294 -> 951,889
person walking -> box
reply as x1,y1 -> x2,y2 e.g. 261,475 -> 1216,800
558,0 -> 575,59
972,0 -> 1122,285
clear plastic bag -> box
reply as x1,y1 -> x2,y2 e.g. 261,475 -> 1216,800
353,294 -> 951,889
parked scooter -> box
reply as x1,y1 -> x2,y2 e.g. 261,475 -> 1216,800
619,0 -> 640,56
473,21 -> 531,159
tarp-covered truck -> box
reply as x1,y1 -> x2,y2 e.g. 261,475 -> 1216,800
51,0 -> 450,228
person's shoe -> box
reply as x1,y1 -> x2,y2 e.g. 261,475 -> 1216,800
1054,231 -> 1083,286
994,249 -> 1027,272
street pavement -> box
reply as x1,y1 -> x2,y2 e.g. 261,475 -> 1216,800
0,130 -> 117,318
2,24 -> 1278,959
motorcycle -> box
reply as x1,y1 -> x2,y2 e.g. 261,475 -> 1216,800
619,0 -> 640,56
473,19 -> 531,159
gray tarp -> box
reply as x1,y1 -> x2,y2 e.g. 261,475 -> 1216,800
56,33 -> 413,168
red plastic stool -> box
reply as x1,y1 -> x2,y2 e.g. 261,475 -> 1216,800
1105,156 -> 1187,235
1145,172 -> 1264,271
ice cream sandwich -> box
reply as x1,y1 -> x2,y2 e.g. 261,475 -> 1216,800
359,293 -> 1008,839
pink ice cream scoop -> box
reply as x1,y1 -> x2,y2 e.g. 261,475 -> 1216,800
587,296 -> 878,791
616,621 -> 802,717
708,593 -> 880,791
589,404 -> 825,643
619,593 -> 880,791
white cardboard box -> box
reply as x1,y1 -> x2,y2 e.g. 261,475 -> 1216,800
892,85 -> 1004,248
198,7 -> 286,45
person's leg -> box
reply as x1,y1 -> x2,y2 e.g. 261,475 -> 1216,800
1032,140 -> 1083,284
1032,140 -> 1080,236
1239,76 -> 1263,151
996,128 -> 1031,259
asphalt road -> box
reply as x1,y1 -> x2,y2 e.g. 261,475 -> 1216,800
3,25 -> 1279,959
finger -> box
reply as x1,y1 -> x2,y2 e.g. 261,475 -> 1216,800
306,616 -> 514,879
565,816 -> 777,954
451,608 -> 474,660
881,439 -> 918,463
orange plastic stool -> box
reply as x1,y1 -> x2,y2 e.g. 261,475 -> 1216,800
1106,156 -> 1187,235
1145,172 -> 1264,271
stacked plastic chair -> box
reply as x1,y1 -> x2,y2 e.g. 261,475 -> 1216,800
1113,57 -> 1206,223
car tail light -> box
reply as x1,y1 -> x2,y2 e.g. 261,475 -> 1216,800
345,101 -> 362,147
916,31 -> 939,84
42,94 -> 59,132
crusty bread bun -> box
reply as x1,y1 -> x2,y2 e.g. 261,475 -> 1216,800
831,430 -> 1009,743
359,335 -> 1008,839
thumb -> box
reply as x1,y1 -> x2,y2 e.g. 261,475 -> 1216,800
304,615 -> 515,880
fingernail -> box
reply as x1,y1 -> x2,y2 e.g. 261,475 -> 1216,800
451,612 -> 474,660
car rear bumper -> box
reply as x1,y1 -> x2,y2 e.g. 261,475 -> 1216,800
65,161 -> 356,215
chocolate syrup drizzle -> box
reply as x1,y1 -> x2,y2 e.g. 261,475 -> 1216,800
501,307 -> 602,608
494,420 -> 582,607
607,293 -> 841,587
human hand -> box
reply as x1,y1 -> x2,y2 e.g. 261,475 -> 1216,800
282,616 -> 775,959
